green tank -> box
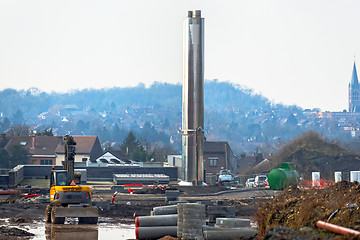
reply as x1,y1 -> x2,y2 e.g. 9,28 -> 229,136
268,162 -> 300,190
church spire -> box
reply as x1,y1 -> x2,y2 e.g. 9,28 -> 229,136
351,61 -> 359,87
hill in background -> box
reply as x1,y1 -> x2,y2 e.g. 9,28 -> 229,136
246,131 -> 360,180
0,81 -> 355,156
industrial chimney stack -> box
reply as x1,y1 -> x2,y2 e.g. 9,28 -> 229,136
182,10 -> 205,184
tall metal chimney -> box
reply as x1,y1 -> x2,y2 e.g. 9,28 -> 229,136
182,10 -> 205,184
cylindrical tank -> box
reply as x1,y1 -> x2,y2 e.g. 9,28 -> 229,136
268,163 -> 300,190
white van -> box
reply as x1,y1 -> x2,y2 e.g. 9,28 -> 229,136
254,175 -> 267,187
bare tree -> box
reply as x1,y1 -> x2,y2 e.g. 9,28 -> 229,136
7,124 -> 31,136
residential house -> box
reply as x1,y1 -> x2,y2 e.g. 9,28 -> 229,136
88,151 -> 142,167
237,155 -> 257,171
0,134 -> 103,166
55,136 -> 103,166
2,135 -> 58,165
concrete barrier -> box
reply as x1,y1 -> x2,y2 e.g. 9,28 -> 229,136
202,226 -> 257,240
165,190 -> 180,204
215,218 -> 250,228
208,206 -> 236,223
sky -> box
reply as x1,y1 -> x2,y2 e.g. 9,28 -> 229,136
1,1 -> 360,111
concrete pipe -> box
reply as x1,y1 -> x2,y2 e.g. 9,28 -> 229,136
182,203 -> 206,240
135,214 -> 178,227
177,203 -> 186,238
135,226 -> 177,240
153,205 -> 178,215
203,227 -> 257,240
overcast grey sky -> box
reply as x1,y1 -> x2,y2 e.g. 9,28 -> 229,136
0,0 -> 359,111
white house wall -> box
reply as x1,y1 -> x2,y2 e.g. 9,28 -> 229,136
56,154 -> 90,166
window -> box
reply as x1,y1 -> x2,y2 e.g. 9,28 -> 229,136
82,158 -> 87,162
100,158 -> 108,163
56,172 -> 67,186
40,159 -> 53,165
110,159 -> 120,164
209,157 -> 218,167
353,91 -> 359,101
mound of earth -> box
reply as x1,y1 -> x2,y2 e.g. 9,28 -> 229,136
256,181 -> 360,239
249,131 -> 360,180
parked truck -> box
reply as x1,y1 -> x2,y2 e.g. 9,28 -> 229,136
217,169 -> 233,187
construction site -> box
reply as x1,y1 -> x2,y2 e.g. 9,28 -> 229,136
1,132 -> 360,239
1,181 -> 360,239
1,7 -> 360,240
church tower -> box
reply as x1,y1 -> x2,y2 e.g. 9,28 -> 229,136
349,62 -> 360,112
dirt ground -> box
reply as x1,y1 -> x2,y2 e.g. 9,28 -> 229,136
257,181 -> 360,239
2,183 -> 360,239
0,226 -> 34,240
0,187 -> 269,239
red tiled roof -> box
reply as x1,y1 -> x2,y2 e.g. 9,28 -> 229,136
4,136 -> 58,155
55,136 -> 98,154
3,135 -> 99,156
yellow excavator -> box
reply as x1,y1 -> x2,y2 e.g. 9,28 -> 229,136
45,135 -> 98,224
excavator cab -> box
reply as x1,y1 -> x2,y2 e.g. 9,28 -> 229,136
51,170 -> 68,186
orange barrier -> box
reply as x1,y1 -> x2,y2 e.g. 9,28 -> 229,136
124,183 -> 143,187
316,221 -> 360,236
300,179 -> 335,189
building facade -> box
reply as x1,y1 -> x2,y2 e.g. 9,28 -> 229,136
203,141 -> 237,175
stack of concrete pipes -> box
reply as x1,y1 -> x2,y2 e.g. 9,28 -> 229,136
177,203 -> 206,240
202,218 -> 257,240
135,205 -> 178,240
